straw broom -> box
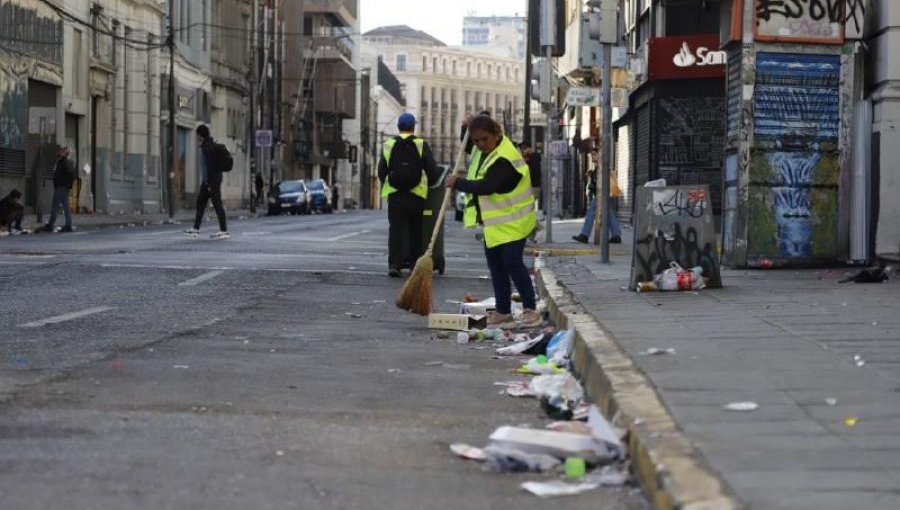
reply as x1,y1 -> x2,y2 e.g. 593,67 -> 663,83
396,131 -> 471,315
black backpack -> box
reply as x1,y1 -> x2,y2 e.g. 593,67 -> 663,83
214,143 -> 234,172
387,136 -> 423,192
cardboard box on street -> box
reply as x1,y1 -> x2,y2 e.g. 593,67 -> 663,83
427,313 -> 487,331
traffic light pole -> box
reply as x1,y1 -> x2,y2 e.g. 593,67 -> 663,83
542,45 -> 553,244
599,42 -> 612,263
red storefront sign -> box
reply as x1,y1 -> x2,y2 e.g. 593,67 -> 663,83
648,34 -> 726,81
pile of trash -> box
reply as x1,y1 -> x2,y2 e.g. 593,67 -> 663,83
432,293 -> 633,498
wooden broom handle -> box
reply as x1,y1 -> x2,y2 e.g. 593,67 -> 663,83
425,130 -> 471,254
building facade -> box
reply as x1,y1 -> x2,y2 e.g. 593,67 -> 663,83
462,15 -> 527,60
364,25 -> 527,168
281,0 -> 359,194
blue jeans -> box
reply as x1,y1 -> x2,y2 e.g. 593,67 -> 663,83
579,196 -> 621,239
484,238 -> 536,315
48,187 -> 72,228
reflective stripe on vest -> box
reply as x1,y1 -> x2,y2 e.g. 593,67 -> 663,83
474,136 -> 536,248
381,135 -> 428,199
463,147 -> 482,228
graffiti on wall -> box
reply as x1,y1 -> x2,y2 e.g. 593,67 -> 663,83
631,185 -> 722,289
755,0 -> 862,42
749,52 -> 842,261
0,64 -> 27,152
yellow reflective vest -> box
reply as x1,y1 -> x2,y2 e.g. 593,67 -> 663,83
463,147 -> 482,228
381,134 -> 428,200
472,136 -> 536,248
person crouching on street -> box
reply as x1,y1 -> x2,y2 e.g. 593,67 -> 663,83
446,115 -> 541,329
0,189 -> 25,235
185,124 -> 229,239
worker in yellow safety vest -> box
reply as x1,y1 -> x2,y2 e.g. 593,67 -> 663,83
446,114 -> 542,330
378,113 -> 439,277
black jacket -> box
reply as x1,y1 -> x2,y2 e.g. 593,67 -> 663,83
199,139 -> 224,186
53,157 -> 76,189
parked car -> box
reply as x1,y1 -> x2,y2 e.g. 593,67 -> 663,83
269,180 -> 310,215
307,179 -> 333,213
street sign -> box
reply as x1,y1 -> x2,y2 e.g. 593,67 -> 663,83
255,130 -> 273,148
549,140 -> 569,159
566,87 -> 601,107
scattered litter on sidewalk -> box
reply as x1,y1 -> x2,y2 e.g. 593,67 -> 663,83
351,302 -> 362,306
650,263 -> 707,292
521,480 -> 601,497
450,443 -> 487,461
547,421 -> 592,435
585,465 -> 629,487
496,333 -> 547,356
495,380 -> 536,398
638,347 -> 676,356
530,374 -> 585,403
173,365 -> 189,369
724,401 -> 759,412
546,327 -> 574,365
484,446 -> 561,473
387,368 -> 401,373
488,426 -> 613,463
518,355 -> 566,375
565,457 -> 586,479
854,354 -> 866,367
826,398 -> 838,406
275,450 -> 285,457
372,299 -> 386,304
588,405 -> 626,459
345,312 -> 362,319
844,416 -> 858,427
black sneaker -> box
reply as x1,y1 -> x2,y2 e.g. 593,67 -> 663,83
388,268 -> 402,278
60,226 -> 74,233
37,224 -> 54,233
572,234 -> 589,244
609,235 -> 621,244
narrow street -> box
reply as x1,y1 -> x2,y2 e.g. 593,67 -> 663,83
0,212 -> 646,510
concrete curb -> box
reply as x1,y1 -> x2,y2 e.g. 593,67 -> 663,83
536,265 -> 744,510
525,247 -> 599,257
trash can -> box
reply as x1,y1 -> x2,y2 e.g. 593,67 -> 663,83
422,166 -> 450,275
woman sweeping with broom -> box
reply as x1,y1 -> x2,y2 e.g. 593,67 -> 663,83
446,114 -> 542,329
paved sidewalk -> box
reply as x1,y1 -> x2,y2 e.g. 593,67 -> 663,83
544,220 -> 900,510
12,208 -> 263,232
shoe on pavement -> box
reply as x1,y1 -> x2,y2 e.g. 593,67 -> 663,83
10,229 -> 25,236
487,312 -> 516,329
388,267 -> 402,278
183,228 -> 200,236
572,234 -> 589,244
609,235 -> 622,244
518,309 -> 543,328
210,231 -> 230,240
59,226 -> 74,233
38,224 -> 54,233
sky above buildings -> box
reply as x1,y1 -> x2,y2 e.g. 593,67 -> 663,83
360,0 -> 527,46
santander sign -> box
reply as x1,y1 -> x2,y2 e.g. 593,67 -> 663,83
673,42 -> 727,68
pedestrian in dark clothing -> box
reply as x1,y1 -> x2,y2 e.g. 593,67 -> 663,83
185,124 -> 229,239
40,146 -> 76,233
378,113 -> 439,277
332,183 -> 340,211
0,189 -> 24,235
254,172 -> 264,209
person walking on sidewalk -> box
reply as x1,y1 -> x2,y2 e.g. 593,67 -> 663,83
185,125 -> 230,239
254,172 -> 264,211
446,114 -> 541,329
39,146 -> 76,233
0,189 -> 25,235
573,150 -> 622,244
378,113 -> 439,277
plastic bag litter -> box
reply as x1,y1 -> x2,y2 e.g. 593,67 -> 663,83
518,355 -> 565,375
483,446 -> 561,473
489,426 -> 612,463
530,374 -> 585,403
450,443 -> 487,461
521,480 -> 601,497
584,465 -> 629,487
653,262 -> 706,291
547,421 -> 593,435
546,326 -> 574,365
496,333 -> 546,356
541,395 -> 578,420
724,401 -> 758,412
588,405 -> 626,459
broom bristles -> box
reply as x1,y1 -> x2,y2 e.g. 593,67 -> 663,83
396,251 -> 434,316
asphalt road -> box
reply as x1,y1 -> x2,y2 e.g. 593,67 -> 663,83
0,210 -> 646,510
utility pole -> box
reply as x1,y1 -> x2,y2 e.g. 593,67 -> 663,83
166,0 -> 176,218
248,0 -> 258,213
523,11 -> 532,143
540,0 -> 557,243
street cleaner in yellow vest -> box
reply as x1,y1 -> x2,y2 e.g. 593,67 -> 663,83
446,114 -> 542,329
378,112 -> 439,277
